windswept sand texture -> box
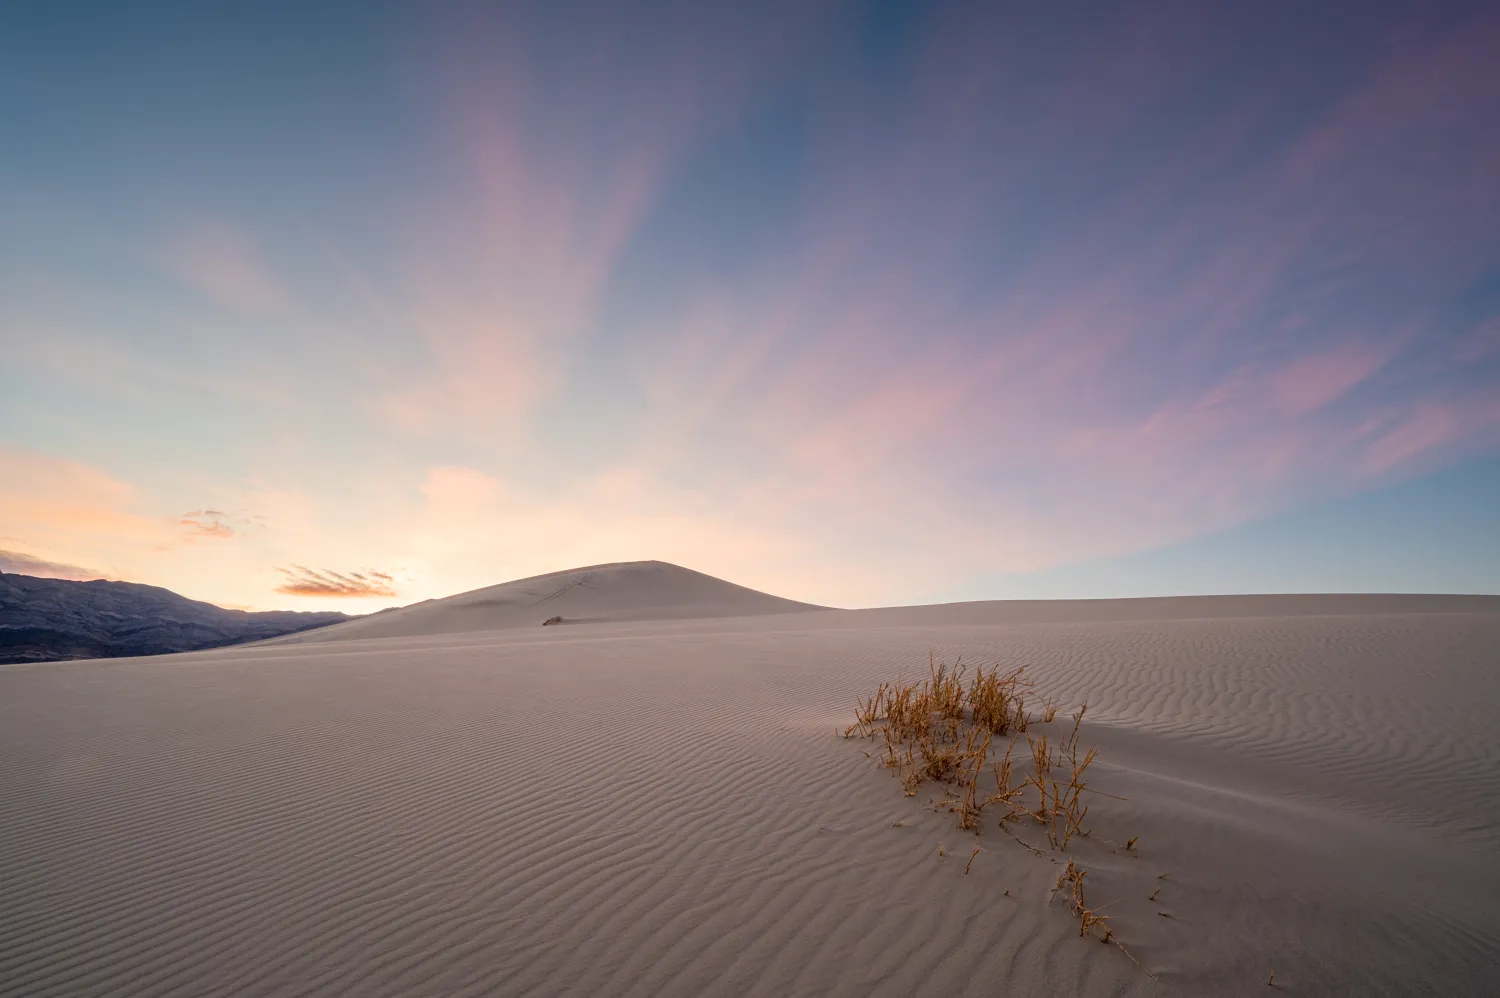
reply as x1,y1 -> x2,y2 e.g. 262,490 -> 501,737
2,563 -> 1497,997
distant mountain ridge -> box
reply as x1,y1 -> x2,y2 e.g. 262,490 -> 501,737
0,572 -> 351,665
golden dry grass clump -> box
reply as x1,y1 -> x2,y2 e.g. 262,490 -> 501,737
845,655 -> 1152,976
843,655 -> 1100,847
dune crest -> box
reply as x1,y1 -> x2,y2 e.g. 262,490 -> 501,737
272,560 -> 827,643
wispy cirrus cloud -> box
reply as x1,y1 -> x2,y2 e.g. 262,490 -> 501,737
160,222 -> 285,312
275,566 -> 398,599
363,2 -> 840,441
0,447 -> 165,558
0,549 -> 103,580
179,509 -> 236,540
3,1 -> 1497,609
609,1 -> 1500,570
0,449 -> 307,602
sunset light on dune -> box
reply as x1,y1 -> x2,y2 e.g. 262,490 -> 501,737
2,1 -> 1497,611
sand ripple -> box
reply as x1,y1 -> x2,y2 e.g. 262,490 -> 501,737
2,595 -> 1496,996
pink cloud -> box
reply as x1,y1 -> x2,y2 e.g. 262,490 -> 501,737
367,4 -> 838,441
401,464 -> 1004,607
0,448 -> 163,581
0,549 -> 103,581
1269,344 -> 1393,416
9,5 -> 1497,611
1362,395 -> 1500,475
1454,316 -> 1500,364
1363,406 -> 1461,473
0,450 -> 286,594
179,510 -> 236,541
605,7 -> 1500,579
161,223 -> 285,311
275,565 -> 397,599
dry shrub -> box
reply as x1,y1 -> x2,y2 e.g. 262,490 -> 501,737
1054,860 -> 1111,939
846,654 -> 1152,976
1052,860 -> 1155,977
1028,706 -> 1100,850
845,654 -> 1101,844
968,664 -> 1031,735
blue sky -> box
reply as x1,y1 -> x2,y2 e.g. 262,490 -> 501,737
1,0 -> 1497,609
964,457 -> 1500,601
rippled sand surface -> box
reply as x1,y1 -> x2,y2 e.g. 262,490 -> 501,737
3,586 -> 1497,996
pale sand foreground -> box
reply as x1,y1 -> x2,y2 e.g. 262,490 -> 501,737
2,565 -> 1498,997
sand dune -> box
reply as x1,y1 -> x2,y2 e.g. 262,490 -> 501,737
269,561 -> 828,644
2,570 -> 1497,996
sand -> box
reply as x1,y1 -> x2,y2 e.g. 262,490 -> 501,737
2,561 -> 1497,996
270,561 -> 828,643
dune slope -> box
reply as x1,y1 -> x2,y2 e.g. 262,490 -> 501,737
270,560 -> 827,643
2,592 -> 1497,996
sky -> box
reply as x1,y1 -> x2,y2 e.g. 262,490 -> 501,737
1,0 -> 1498,612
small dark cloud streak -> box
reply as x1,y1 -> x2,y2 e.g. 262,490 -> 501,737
0,550 -> 103,580
180,510 -> 235,539
276,565 -> 397,598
